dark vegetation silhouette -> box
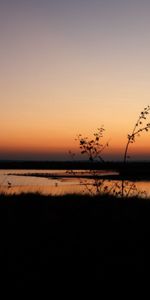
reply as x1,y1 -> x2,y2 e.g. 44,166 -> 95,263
3,191 -> 150,285
121,105 -> 150,196
74,105 -> 150,197
123,106 -> 150,164
73,127 -> 122,196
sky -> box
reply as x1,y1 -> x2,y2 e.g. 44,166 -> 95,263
1,0 -> 150,161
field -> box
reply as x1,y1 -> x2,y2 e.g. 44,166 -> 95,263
3,191 -> 150,286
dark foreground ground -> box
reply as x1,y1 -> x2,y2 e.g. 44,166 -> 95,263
2,192 -> 150,287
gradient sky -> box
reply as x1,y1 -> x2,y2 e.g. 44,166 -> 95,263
1,0 -> 150,160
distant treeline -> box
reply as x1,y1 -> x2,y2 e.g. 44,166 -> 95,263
0,160 -> 111,170
0,160 -> 150,176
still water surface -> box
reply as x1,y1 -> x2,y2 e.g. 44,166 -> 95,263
0,169 -> 149,197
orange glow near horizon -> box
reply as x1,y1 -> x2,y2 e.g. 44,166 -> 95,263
0,122 -> 150,160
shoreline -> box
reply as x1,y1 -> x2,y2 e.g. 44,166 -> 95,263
6,171 -> 150,181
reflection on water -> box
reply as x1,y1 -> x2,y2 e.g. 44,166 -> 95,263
0,169 -> 87,195
0,169 -> 150,197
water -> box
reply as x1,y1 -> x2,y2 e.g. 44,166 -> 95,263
0,169 -> 149,197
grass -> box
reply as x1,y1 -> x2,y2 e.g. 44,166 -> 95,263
2,191 -> 150,286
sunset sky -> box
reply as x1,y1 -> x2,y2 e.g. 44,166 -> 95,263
1,0 -> 150,160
